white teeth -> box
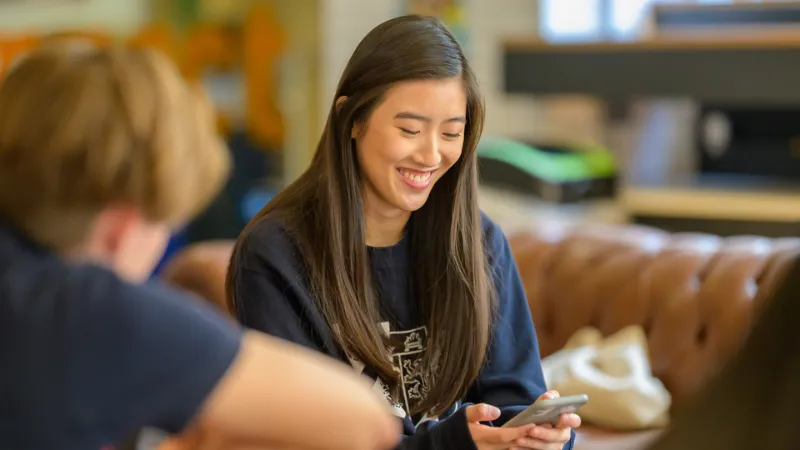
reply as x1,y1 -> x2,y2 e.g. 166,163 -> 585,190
400,170 -> 431,183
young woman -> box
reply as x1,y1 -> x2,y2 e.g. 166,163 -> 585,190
227,15 -> 581,450
0,42 -> 397,450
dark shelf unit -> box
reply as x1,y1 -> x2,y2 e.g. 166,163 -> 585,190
503,38 -> 800,105
653,2 -> 800,29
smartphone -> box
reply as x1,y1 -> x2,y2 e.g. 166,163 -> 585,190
502,394 -> 589,428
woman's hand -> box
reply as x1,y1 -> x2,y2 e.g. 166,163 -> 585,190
466,404 -> 537,450
466,391 -> 582,450
512,390 -> 582,450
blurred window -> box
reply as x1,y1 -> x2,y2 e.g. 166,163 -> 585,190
540,0 -> 739,42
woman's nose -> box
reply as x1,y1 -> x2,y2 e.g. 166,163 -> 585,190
413,139 -> 442,167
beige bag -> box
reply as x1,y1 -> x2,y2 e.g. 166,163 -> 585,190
541,326 -> 671,430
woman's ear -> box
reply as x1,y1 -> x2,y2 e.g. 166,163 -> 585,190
335,96 -> 347,111
336,96 -> 360,139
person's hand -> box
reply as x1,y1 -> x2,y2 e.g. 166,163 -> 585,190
512,390 -> 582,450
466,403 -> 537,450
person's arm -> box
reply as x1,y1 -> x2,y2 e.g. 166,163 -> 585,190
231,226 -> 347,354
77,268 -> 398,450
198,329 -> 400,450
463,217 -> 577,450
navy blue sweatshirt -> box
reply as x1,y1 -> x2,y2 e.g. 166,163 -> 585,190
231,212 -> 575,450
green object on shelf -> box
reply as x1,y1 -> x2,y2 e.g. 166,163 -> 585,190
477,136 -> 616,183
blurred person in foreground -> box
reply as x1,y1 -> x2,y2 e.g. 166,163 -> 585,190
0,43 -> 398,450
647,258 -> 800,450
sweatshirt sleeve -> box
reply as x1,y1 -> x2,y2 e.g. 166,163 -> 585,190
230,223 -> 341,355
465,214 -> 576,450
394,407 -> 476,450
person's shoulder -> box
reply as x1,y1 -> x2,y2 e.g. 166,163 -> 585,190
77,265 -> 243,379
68,262 -> 171,305
70,263 -> 232,330
479,210 -> 510,263
480,210 -> 503,242
248,215 -> 291,242
236,215 -> 303,273
5,256 -> 239,354
239,215 -> 288,253
6,254 -> 134,319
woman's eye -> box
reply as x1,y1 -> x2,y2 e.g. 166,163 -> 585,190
443,132 -> 462,139
400,128 -> 420,136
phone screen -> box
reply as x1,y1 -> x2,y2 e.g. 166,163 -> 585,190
502,394 -> 588,428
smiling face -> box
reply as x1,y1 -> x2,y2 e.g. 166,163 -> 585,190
353,77 -> 467,218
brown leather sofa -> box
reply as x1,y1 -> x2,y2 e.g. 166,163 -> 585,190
161,224 -> 800,450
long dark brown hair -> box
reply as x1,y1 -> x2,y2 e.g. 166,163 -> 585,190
227,15 -> 492,417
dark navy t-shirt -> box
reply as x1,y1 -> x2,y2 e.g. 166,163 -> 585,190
230,212 -> 575,450
0,224 -> 242,450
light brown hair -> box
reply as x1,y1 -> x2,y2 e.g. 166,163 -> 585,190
227,15 -> 492,417
0,42 -> 229,251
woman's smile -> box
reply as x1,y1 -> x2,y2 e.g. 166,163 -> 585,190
397,167 -> 435,190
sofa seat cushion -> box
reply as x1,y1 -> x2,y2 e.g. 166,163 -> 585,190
575,426 -> 663,450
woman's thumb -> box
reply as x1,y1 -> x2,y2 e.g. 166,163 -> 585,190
465,404 -> 501,423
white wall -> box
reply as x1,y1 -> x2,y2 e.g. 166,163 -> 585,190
0,0 -> 148,35
318,0 -> 396,123
278,0 -> 323,184
471,0 -> 605,143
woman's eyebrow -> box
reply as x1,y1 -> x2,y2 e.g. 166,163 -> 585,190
394,111 -> 466,123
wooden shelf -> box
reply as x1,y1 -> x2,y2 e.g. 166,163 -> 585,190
621,174 -> 800,222
503,35 -> 800,104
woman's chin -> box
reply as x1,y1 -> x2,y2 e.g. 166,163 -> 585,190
394,195 -> 430,212
383,182 -> 433,212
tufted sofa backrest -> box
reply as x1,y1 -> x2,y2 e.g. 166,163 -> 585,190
508,224 -> 800,406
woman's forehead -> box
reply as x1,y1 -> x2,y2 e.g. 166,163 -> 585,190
376,78 -> 467,119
